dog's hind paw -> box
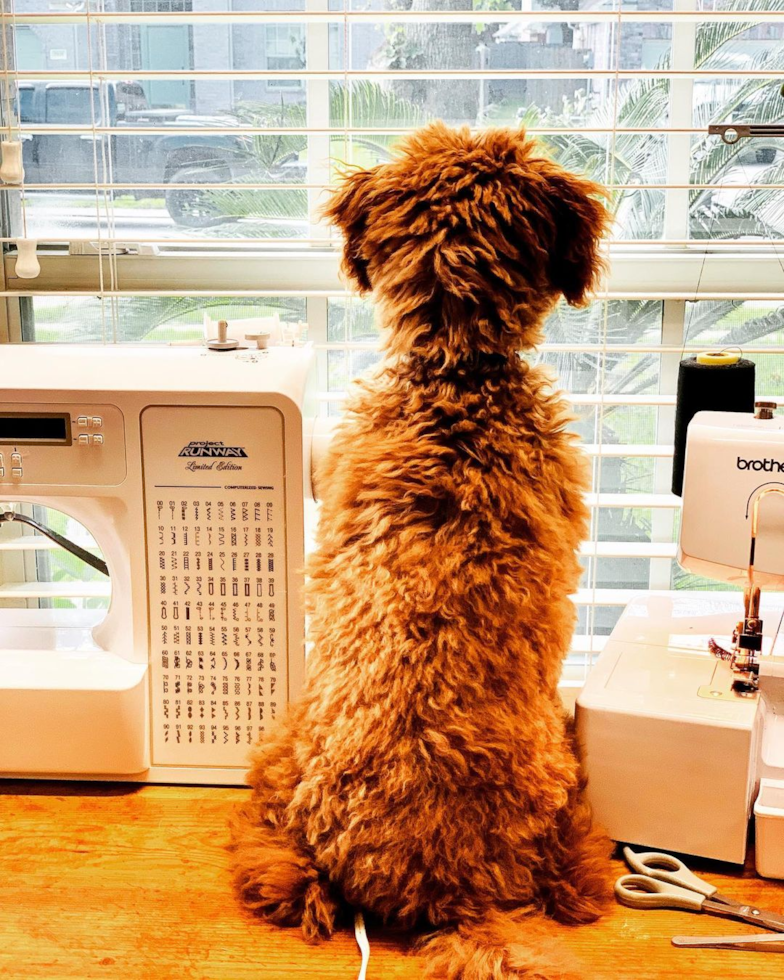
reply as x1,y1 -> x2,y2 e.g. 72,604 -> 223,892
233,841 -> 337,940
234,846 -> 311,920
539,804 -> 614,924
542,880 -> 609,926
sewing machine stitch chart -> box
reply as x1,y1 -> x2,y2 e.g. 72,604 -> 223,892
142,407 -> 288,769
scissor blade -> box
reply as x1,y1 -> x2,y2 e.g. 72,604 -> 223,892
754,911 -> 784,932
703,898 -> 784,932
673,933 -> 784,952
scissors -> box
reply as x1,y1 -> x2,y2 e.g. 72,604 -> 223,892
615,846 -> 784,933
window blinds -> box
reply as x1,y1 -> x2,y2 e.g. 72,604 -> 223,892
1,0 -> 784,675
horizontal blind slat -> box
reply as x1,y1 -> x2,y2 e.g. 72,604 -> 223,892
6,9 -> 784,24
0,537 -> 98,553
586,493 -> 680,509
0,581 -> 111,599
0,128 -> 755,138
572,588 -> 742,607
13,181 -> 784,193
584,444 -> 673,457
579,542 -> 677,559
7,289 -> 784,302
7,69 -> 784,79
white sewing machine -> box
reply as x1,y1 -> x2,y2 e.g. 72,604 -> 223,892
0,343 -> 324,785
577,405 -> 784,876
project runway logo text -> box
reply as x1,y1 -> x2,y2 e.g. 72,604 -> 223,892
179,441 -> 248,458
179,441 -> 247,471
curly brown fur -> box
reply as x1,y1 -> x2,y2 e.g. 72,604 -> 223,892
419,910 -> 610,980
231,123 -> 614,978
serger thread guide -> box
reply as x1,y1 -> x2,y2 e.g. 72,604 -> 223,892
0,345 -> 316,785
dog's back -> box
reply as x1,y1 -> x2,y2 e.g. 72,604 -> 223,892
302,345 -> 590,924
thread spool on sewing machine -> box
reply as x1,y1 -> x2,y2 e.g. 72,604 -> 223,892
0,342 -> 333,784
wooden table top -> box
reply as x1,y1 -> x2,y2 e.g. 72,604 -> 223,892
2,781 -> 783,979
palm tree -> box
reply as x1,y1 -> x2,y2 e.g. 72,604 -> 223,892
537,0 -> 784,236
530,0 -> 784,402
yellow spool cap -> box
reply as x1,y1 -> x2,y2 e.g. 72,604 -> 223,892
696,350 -> 741,366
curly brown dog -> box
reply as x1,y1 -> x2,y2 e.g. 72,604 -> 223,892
231,122 -> 614,979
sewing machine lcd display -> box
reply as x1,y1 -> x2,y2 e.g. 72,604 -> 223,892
0,413 -> 71,445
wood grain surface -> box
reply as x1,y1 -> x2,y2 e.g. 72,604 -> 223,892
1,781 -> 783,980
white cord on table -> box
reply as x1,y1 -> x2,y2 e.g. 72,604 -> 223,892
354,910 -> 370,980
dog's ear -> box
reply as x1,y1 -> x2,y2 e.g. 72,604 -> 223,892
323,166 -> 377,293
544,171 -> 611,307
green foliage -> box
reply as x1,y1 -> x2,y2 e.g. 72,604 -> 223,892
231,98 -> 307,169
380,23 -> 425,70
330,80 -> 424,135
180,83 -> 424,230
531,0 -> 784,241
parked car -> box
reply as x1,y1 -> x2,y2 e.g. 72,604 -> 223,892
17,80 -> 264,227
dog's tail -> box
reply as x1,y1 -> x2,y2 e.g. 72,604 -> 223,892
418,909 -> 604,980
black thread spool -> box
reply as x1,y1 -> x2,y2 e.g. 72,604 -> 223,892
672,353 -> 756,497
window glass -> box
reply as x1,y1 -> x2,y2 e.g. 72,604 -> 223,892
45,86 -> 105,125
17,85 -> 35,123
686,300 -> 784,363
0,505 -> 108,613
8,3 -> 782,243
30,295 -> 306,343
5,0 -> 784,671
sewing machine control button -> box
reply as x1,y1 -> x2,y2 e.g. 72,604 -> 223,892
93,434 -> 104,446
77,416 -> 88,427
10,452 -> 21,465
91,417 -> 102,428
11,468 -> 22,479
77,434 -> 90,445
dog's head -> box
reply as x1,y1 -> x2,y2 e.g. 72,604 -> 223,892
324,123 -> 611,357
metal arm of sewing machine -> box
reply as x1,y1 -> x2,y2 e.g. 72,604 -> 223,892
706,475 -> 784,696
0,507 -> 110,576
723,485 -> 784,696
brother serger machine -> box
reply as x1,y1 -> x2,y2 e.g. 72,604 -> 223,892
577,406 -> 784,877
0,345 -> 321,785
